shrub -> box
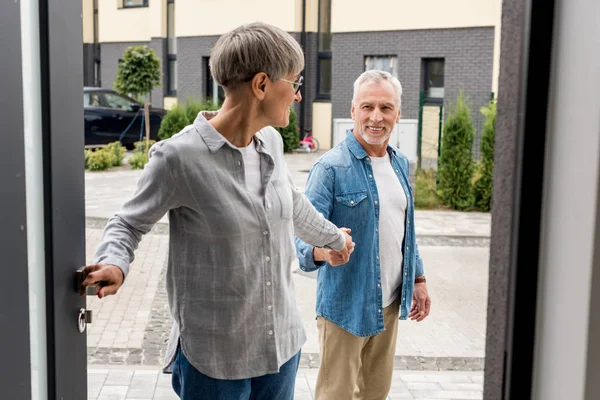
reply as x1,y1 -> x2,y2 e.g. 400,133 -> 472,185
473,101 -> 496,211
157,105 -> 189,141
158,99 -> 220,141
275,108 -> 300,152
86,148 -> 112,171
183,98 -> 220,123
133,139 -> 156,154
437,93 -> 475,210
414,168 -> 446,210
104,141 -> 127,167
129,150 -> 149,170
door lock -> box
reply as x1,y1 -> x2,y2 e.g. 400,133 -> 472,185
77,308 -> 93,333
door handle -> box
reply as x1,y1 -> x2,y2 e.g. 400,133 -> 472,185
75,267 -> 99,333
75,266 -> 108,295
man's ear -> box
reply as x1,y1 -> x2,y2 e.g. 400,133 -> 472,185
396,111 -> 402,122
251,72 -> 269,100
350,103 -> 356,120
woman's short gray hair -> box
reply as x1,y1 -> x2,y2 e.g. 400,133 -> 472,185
210,22 -> 305,90
352,70 -> 403,111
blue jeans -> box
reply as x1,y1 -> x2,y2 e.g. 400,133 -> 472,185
171,346 -> 301,400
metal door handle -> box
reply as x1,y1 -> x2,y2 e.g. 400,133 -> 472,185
75,266 -> 107,295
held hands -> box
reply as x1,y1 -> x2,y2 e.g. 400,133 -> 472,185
79,264 -> 125,299
314,227 -> 355,266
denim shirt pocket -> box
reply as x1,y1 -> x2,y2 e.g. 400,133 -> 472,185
334,190 -> 369,230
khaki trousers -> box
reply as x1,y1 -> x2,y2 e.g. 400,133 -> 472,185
314,297 -> 400,400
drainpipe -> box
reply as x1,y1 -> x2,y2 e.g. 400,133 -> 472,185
299,0 -> 307,136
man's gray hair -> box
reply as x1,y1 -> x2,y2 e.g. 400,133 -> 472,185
352,70 -> 403,111
210,22 -> 305,91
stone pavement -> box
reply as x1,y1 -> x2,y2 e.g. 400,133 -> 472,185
84,150 -> 491,374
88,367 -> 484,400
85,151 -> 491,238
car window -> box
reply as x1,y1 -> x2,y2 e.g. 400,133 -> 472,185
83,92 -> 102,107
103,93 -> 135,110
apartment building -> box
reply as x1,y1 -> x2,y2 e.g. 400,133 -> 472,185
82,0 -> 501,150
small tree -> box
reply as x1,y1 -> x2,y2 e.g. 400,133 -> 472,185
114,45 -> 161,156
473,101 -> 496,211
437,92 -> 475,210
275,108 -> 300,152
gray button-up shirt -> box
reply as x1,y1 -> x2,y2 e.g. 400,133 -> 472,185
93,112 -> 346,379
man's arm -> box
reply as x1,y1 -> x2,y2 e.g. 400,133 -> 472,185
81,144 -> 180,298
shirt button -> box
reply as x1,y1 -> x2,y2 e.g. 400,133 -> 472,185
268,330 -> 273,336
376,228 -> 379,232
374,201 -> 378,205
267,203 -> 272,209
237,161 -> 241,166
263,231 -> 269,236
408,221 -> 410,225
266,281 -> 272,286
368,174 -> 373,178
366,157 -> 371,162
350,200 -> 355,205
267,305 -> 272,311
265,256 -> 271,261
395,169 -> 399,173
377,283 -> 381,288
378,309 -> 382,313
376,256 -> 379,260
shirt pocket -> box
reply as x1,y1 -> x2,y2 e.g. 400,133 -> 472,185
334,190 -> 370,230
270,179 -> 293,220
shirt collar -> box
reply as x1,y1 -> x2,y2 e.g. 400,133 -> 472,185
194,110 -> 266,153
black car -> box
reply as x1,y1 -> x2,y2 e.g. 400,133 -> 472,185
84,87 -> 166,148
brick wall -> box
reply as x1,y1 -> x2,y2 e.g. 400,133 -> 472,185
331,27 -> 495,158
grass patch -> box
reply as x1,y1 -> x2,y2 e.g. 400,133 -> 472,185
414,168 -> 447,210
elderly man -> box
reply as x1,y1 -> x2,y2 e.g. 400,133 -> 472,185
80,22 -> 354,399
295,70 -> 431,400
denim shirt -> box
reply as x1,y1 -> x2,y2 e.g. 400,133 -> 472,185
295,131 -> 424,337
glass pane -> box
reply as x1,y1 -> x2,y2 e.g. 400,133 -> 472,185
318,58 -> 332,96
364,56 -> 398,78
169,60 -> 177,92
167,3 -> 176,54
123,0 -> 146,6
104,93 -> 133,109
318,0 -> 331,51
426,60 -> 445,98
83,93 -> 90,107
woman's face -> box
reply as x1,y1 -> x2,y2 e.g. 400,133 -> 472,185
264,72 -> 302,128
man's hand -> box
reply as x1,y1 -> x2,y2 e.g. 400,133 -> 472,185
79,264 -> 125,299
409,281 -> 431,322
314,228 -> 355,266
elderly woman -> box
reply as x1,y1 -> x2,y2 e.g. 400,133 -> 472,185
80,22 -> 354,399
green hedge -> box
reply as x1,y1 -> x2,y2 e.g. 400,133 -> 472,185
437,93 -> 475,210
275,108 -> 300,153
472,101 -> 496,211
158,99 -> 220,141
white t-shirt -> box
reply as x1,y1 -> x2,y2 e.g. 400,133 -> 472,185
237,139 -> 263,197
371,152 -> 408,307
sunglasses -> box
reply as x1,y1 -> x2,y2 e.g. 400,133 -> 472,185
243,74 -> 304,94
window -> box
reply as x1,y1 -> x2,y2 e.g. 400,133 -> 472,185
83,92 -> 102,108
93,0 -> 101,86
166,0 -> 177,96
316,0 -> 332,100
122,0 -> 148,8
365,56 -> 398,78
424,59 -> 445,102
103,92 -> 136,110
204,57 -> 224,105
